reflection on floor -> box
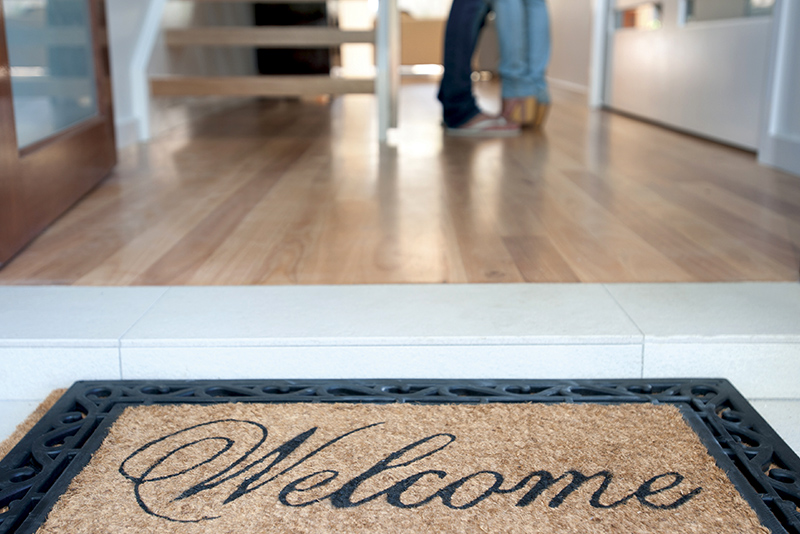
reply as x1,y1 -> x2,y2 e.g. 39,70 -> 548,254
0,83 -> 798,285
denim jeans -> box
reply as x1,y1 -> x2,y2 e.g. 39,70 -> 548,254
489,0 -> 551,102
437,0 -> 491,128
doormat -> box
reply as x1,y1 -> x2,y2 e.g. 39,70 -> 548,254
0,390 -> 66,462
1,380 -> 799,534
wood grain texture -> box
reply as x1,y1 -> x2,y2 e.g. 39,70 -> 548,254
0,83 -> 798,285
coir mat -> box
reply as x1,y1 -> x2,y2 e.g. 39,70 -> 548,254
1,380 -> 799,533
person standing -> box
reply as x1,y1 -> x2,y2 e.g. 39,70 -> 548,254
437,0 -> 520,137
437,0 -> 551,135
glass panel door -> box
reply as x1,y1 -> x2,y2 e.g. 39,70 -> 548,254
0,0 -> 116,265
2,0 -> 98,148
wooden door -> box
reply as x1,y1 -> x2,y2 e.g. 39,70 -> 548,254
0,0 -> 116,265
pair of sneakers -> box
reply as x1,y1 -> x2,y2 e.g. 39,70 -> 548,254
445,97 -> 549,138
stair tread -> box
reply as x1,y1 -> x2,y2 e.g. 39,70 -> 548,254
151,75 -> 375,96
166,27 -> 375,47
173,0 -> 367,3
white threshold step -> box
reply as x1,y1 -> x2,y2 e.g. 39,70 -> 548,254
1,282 -> 799,452
151,75 -> 375,96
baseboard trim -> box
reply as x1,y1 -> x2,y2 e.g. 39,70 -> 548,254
114,117 -> 141,149
547,77 -> 589,95
759,134 -> 800,177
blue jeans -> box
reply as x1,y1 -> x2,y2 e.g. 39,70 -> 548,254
490,0 -> 551,102
437,0 -> 491,128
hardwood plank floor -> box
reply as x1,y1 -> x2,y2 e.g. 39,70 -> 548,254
1,82 -> 798,285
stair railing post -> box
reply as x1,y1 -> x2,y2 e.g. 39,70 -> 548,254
132,0 -> 167,142
376,0 -> 400,142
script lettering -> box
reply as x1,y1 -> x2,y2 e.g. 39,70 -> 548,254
118,419 -> 702,523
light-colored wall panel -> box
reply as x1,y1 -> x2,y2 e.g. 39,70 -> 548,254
773,1 -> 800,141
607,0 -> 771,149
758,0 -> 800,175
693,0 -> 749,21
643,343 -> 800,399
549,0 -> 593,90
120,345 -> 643,380
0,347 -> 122,400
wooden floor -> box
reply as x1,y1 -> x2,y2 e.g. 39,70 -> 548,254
1,82 -> 799,285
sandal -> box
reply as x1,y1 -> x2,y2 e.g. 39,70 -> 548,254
503,97 -> 550,128
445,115 -> 520,137
532,98 -> 550,128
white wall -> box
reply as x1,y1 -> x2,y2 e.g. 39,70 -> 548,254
548,0 -> 593,91
606,0 -> 771,150
759,0 -> 800,175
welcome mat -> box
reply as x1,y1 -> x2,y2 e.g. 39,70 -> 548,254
1,380 -> 799,534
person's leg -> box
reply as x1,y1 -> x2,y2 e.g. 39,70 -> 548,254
517,0 -> 551,126
488,0 -> 528,100
525,0 -> 551,104
491,0 -> 551,125
437,0 -> 491,128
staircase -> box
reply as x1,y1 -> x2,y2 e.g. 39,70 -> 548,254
148,0 -> 399,140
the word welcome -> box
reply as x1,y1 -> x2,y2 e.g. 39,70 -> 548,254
118,419 -> 701,523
